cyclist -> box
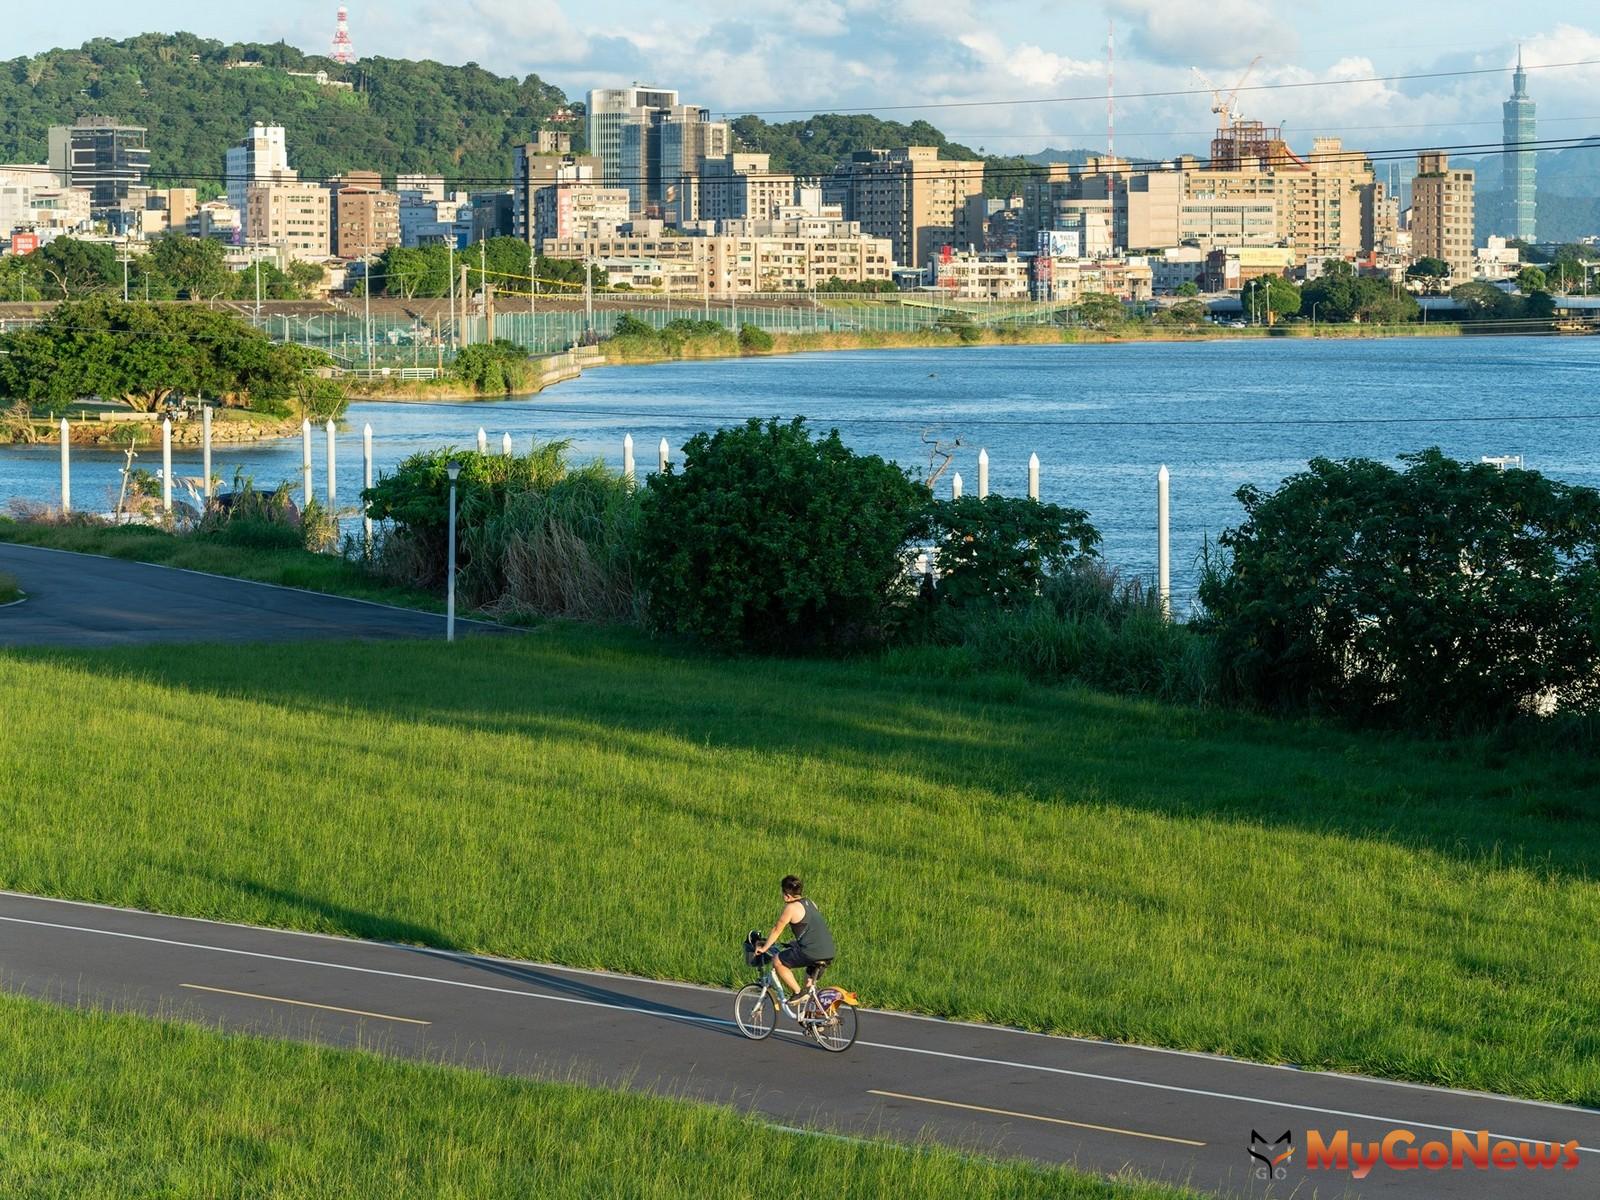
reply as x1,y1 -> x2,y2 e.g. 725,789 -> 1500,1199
752,874 -> 836,1000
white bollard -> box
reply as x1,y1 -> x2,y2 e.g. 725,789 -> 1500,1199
1028,452 -> 1040,501
501,432 -> 513,457
659,437 -> 669,472
302,419 -> 313,510
477,427 -> 487,453
1158,464 -> 1171,619
59,418 -> 71,514
952,472 -> 962,499
623,433 -> 635,483
202,406 -> 213,500
161,418 -> 173,513
362,423 -> 374,551
977,448 -> 988,498
326,419 -> 337,511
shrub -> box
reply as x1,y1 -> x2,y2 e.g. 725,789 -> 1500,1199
196,475 -> 302,550
364,445 -> 569,586
638,417 -> 928,650
1196,449 -> 1600,729
738,324 -> 774,353
611,314 -> 656,339
922,494 -> 1100,610
451,341 -> 532,394
365,443 -> 641,619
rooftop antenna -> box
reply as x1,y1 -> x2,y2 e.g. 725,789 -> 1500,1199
1106,20 -> 1115,157
330,6 -> 357,65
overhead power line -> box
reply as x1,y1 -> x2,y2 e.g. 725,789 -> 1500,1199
718,57 -> 1600,117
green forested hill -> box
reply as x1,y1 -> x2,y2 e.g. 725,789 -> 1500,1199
0,33 -> 574,188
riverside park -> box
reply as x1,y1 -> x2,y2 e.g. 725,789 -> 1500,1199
2,304 -> 1599,1199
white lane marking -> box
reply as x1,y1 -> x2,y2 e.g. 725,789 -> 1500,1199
853,1040 -> 1600,1156
1,910 -> 1596,1156
2,890 -> 1591,1121
178,982 -> 431,1025
869,1089 -> 1206,1146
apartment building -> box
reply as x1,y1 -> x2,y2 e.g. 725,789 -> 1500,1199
140,188 -> 199,237
245,181 -> 331,258
930,251 -> 1032,301
699,154 -> 798,226
832,146 -> 984,268
512,149 -> 603,242
187,198 -> 242,242
1031,255 -> 1154,303
224,123 -> 294,213
1410,151 -> 1476,281
541,217 -> 893,294
533,176 -> 630,247
329,171 -> 400,259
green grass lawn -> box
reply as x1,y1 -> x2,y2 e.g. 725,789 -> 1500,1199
1,628 -> 1597,1104
0,519 -> 439,610
0,994 -> 1183,1200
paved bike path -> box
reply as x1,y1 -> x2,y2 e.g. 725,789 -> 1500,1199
0,891 -> 1594,1199
0,542 -> 503,646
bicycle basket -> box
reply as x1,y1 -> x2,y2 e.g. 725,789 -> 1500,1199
743,931 -> 768,967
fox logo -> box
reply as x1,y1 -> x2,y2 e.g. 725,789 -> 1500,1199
1250,1130 -> 1294,1180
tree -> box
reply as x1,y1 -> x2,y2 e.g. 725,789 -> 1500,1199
1074,293 -> 1127,327
638,418 -> 927,650
1407,257 -> 1450,279
1154,299 -> 1207,326
1515,265 -> 1548,294
1240,275 -> 1300,321
146,235 -> 228,299
32,237 -> 119,298
1174,280 -> 1200,297
1450,282 -> 1520,321
1197,450 -> 1600,729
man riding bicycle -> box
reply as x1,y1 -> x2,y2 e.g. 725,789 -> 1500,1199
752,875 -> 836,1000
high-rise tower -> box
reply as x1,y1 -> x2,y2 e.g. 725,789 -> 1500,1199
1502,46 -> 1535,241
331,7 -> 357,65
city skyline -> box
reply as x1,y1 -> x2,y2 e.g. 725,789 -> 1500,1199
4,2 -> 1596,162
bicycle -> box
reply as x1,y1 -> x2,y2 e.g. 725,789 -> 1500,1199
734,944 -> 859,1053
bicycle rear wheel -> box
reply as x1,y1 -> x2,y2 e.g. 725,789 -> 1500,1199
813,1004 -> 858,1052
735,983 -> 776,1040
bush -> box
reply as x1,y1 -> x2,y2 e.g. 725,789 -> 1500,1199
1197,449 -> 1600,729
611,314 -> 656,339
738,324 -> 774,353
365,443 -> 640,619
638,417 -> 928,650
922,495 -> 1100,610
452,341 -> 532,394
196,475 -> 302,550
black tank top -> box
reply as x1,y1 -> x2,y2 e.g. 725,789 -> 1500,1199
790,897 -> 836,961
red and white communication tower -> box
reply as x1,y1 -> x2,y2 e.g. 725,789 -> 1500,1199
330,7 -> 357,65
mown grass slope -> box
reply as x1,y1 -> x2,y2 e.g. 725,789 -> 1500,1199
0,994 -> 1183,1199
1,628 -> 1597,1102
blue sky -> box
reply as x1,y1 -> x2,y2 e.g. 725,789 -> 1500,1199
8,1 -> 1598,158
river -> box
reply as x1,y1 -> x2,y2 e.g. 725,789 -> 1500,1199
4,335 -> 1597,608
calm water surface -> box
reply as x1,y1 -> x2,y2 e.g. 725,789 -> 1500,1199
4,336 -> 1597,606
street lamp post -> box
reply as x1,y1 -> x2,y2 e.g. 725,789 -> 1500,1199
446,460 -> 461,643
1311,301 -> 1321,329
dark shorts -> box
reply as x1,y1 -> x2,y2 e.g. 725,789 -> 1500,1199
778,944 -> 832,972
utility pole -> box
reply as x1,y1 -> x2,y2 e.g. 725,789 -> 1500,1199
363,256 -> 372,369
254,256 -> 262,319
448,241 -> 456,350
460,264 -> 470,346
584,252 -> 594,338
118,255 -> 131,302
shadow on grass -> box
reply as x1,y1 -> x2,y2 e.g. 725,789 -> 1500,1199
13,625 -> 1600,881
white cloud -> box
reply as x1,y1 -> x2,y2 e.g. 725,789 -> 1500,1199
1108,0 -> 1298,68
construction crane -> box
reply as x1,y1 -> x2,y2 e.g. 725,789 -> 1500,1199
1190,55 -> 1263,125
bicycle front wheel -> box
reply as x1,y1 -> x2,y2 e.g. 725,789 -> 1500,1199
814,1004 -> 858,1052
735,983 -> 776,1040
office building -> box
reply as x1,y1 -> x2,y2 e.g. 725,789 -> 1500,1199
47,117 -> 149,213
1502,49 -> 1536,241
141,188 -> 199,238
1410,151 -> 1475,281
224,123 -> 294,214
657,108 -> 731,223
586,85 -> 679,189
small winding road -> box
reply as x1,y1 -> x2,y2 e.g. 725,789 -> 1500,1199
0,542 -> 500,646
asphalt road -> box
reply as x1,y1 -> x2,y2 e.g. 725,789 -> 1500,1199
0,543 -> 501,646
0,892 -> 1592,1198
